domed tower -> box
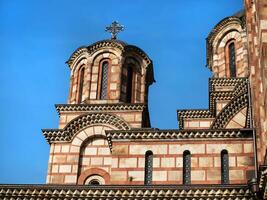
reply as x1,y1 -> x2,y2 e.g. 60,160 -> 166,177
67,29 -> 154,105
42,22 -> 155,184
206,11 -> 248,78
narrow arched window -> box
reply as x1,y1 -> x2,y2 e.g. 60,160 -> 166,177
228,42 -> 236,77
126,66 -> 134,103
144,150 -> 153,185
100,61 -> 109,99
221,149 -> 229,184
183,150 -> 191,184
77,68 -> 85,103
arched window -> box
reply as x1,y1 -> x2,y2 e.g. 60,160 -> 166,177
228,42 -> 237,77
144,150 -> 153,185
126,66 -> 134,103
183,150 -> 191,185
84,175 -> 105,185
77,67 -> 85,103
100,61 -> 109,99
221,149 -> 229,184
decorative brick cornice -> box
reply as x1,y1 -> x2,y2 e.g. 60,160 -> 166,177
67,40 -> 151,67
0,184 -> 256,199
177,110 -> 212,129
209,78 -> 248,92
42,113 -> 130,144
177,78 -> 249,129
55,103 -> 147,115
106,128 -> 252,140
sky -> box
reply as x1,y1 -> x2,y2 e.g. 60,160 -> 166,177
0,0 -> 243,184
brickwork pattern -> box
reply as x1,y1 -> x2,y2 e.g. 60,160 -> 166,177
110,140 -> 254,184
244,0 -> 267,164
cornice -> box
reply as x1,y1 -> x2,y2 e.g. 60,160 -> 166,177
177,78 -> 249,129
106,128 -> 252,150
42,113 -> 130,144
0,184 -> 255,199
55,103 -> 147,115
67,40 -> 152,67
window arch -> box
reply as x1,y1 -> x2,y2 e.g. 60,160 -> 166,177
228,42 -> 237,77
84,174 -> 105,185
77,67 -> 85,103
183,150 -> 191,185
144,150 -> 153,185
221,149 -> 229,184
126,66 -> 134,103
99,60 -> 109,100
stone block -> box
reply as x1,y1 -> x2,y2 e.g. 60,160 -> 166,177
84,147 -> 97,155
81,157 -> 90,165
52,165 -> 59,173
188,121 -> 199,128
207,169 -> 220,181
70,145 -> 80,153
229,156 -> 236,167
92,138 -> 105,145
191,157 -> 198,167
94,126 -> 104,135
72,137 -> 83,146
54,155 -> 66,163
51,175 -> 64,184
59,165 -> 72,173
104,157 -> 112,165
206,143 -> 242,154
122,114 -> 135,122
237,156 -> 254,167
244,143 -> 253,153
168,171 -> 182,181
199,121 -> 211,128
91,157 -> 103,166
112,158 -> 118,168
176,157 -> 183,168
61,145 -> 70,153
111,171 -> 127,181
199,157 -> 213,167
98,147 -> 110,155
230,170 -> 244,180
169,144 -> 205,154
191,170 -> 206,181
113,145 -> 128,155
128,171 -> 144,181
161,158 -> 175,168
154,158 -> 160,168
119,158 -> 137,168
77,131 -> 88,141
153,171 -> 167,181
129,145 -> 167,155
67,155 -> 79,163
65,175 -> 77,184
138,158 -> 145,168
54,145 -> 61,153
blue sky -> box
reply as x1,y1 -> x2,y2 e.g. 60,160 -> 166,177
0,0 -> 243,183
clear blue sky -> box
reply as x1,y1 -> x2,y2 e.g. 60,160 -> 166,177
0,0 -> 243,183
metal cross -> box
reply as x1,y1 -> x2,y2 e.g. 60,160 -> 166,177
105,21 -> 124,39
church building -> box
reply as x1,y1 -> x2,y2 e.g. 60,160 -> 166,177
1,0 -> 267,199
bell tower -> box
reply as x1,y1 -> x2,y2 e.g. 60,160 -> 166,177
43,22 -> 154,184
67,22 -> 154,105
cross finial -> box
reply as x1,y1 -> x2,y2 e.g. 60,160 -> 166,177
105,21 -> 124,40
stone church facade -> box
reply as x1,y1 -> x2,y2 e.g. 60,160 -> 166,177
1,1 -> 267,199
